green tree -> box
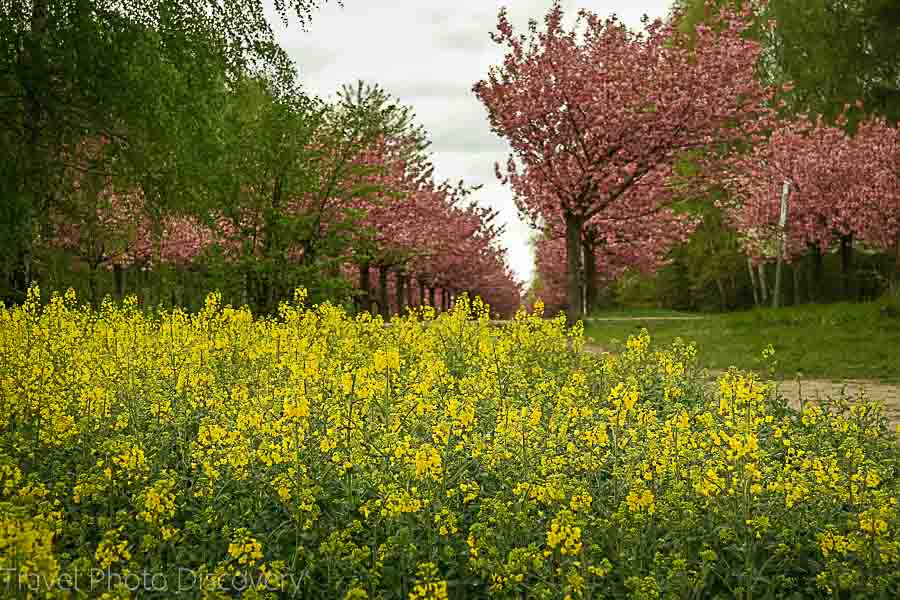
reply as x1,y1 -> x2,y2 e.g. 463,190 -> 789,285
676,0 -> 900,124
0,0 -> 338,304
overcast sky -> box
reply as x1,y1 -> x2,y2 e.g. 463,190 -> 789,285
268,0 -> 674,286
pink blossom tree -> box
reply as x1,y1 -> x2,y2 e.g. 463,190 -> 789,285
475,1 -> 772,318
720,111 -> 899,298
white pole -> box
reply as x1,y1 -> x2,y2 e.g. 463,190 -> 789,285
773,180 -> 791,309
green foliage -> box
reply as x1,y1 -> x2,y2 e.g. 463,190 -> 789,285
676,0 -> 900,124
0,0 -> 342,304
662,201 -> 751,311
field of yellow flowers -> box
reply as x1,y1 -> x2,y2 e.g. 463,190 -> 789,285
2,287 -> 900,599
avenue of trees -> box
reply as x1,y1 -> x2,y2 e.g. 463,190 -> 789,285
476,0 -> 899,318
4,0 -> 898,320
0,0 -> 521,317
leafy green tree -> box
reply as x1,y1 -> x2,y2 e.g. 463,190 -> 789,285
0,0 -> 339,304
335,80 -> 434,313
677,0 -> 900,124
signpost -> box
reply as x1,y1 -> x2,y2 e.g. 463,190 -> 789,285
773,180 -> 791,309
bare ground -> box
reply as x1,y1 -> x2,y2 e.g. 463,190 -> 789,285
772,378 -> 900,430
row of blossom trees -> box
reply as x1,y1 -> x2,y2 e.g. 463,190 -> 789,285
37,84 -> 522,317
477,1 -> 898,317
719,111 -> 899,301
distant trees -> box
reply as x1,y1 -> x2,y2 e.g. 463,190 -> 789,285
673,0 -> 900,307
0,0 -> 337,304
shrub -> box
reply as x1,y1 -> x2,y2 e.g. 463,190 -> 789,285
1,288 -> 899,598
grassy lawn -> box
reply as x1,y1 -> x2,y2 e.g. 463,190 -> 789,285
584,301 -> 900,382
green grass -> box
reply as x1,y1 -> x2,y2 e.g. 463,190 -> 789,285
584,301 -> 900,382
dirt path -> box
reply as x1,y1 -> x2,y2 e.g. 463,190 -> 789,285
586,316 -> 706,322
773,378 -> 900,430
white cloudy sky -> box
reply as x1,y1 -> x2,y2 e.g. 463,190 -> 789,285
268,0 -> 674,286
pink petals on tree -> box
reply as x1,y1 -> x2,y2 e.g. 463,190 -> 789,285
475,1 -> 772,318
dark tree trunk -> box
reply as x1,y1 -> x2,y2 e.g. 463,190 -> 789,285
240,269 -> 250,308
114,264 -> 124,299
840,234 -> 854,300
564,212 -> 584,321
378,266 -> 389,318
358,263 -> 370,314
582,240 -> 597,315
792,263 -> 802,305
88,263 -> 99,307
808,245 -> 824,302
429,286 -> 436,309
894,234 -> 900,288
266,278 -> 275,313
396,272 -> 406,315
715,278 -> 727,311
419,279 -> 426,307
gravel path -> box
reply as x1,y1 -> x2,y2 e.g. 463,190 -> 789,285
774,378 -> 900,430
585,316 -> 706,322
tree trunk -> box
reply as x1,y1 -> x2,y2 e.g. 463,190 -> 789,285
894,234 -> 900,288
378,266 -> 389,318
564,212 -> 584,322
396,272 -> 406,315
840,234 -> 854,300
715,278 -> 727,312
88,263 -> 99,307
358,263 -> 371,314
429,287 -> 436,310
419,279 -> 426,307
582,240 -> 597,315
808,245 -> 824,302
114,264 -> 124,299
240,270 -> 249,307
757,263 -> 768,304
747,257 -> 760,306
792,263 -> 802,305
